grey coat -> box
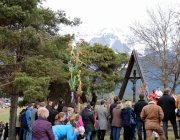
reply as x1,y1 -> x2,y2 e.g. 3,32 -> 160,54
31,108 -> 38,126
96,105 -> 108,130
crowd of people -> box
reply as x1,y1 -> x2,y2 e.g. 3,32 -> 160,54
1,86 -> 180,140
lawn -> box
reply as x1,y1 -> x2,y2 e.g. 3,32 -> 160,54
104,131 -> 175,140
0,107 -> 24,123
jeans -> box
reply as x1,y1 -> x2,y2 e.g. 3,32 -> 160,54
137,119 -> 146,140
85,132 -> 92,140
23,128 -> 27,140
112,126 -> 121,140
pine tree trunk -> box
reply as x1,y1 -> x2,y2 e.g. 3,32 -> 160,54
8,93 -> 18,140
80,93 -> 87,103
91,92 -> 97,105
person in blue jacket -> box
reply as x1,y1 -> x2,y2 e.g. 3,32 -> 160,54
121,101 -> 136,140
26,103 -> 34,137
52,123 -> 78,140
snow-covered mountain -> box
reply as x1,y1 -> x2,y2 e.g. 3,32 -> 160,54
89,33 -> 130,52
58,25 -> 145,54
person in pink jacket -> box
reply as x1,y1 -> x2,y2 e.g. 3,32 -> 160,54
77,115 -> 84,128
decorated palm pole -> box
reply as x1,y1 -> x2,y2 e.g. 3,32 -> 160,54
68,40 -> 84,111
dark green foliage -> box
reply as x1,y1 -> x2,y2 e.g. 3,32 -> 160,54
81,43 -> 129,95
0,0 -> 80,104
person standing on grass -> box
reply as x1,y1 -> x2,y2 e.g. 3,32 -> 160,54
81,104 -> 94,140
32,107 -> 54,140
15,113 -> 20,139
54,112 -> 66,125
155,87 -> 163,99
96,100 -> 108,140
31,102 -> 40,126
26,104 -> 34,138
121,101 -> 136,140
48,102 -> 59,126
158,88 -> 180,139
57,98 -> 64,112
176,94 -> 180,137
111,101 -> 123,140
46,100 -> 53,111
141,98 -> 165,140
134,93 -> 148,140
109,96 -> 119,140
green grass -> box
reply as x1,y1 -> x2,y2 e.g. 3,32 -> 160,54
0,107 -> 24,123
104,131 -> 175,140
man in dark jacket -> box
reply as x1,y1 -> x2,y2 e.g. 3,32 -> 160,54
57,98 -> 64,112
134,93 -> 148,140
46,100 -> 53,111
47,102 -> 59,126
158,88 -> 179,139
81,104 -> 94,140
109,96 -> 119,140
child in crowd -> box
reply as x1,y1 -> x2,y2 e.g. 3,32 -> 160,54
77,126 -> 87,140
54,112 -> 66,125
52,122 -> 78,140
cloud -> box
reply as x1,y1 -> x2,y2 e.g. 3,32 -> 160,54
43,0 -> 180,30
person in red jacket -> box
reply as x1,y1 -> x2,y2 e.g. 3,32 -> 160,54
149,89 -> 158,104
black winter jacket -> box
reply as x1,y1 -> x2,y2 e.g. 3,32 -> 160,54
81,108 -> 94,132
134,100 -> 148,120
158,94 -> 176,121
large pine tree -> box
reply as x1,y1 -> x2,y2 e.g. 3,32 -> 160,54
0,1 -> 81,139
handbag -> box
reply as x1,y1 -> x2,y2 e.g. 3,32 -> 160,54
130,109 -> 136,125
176,109 -> 180,117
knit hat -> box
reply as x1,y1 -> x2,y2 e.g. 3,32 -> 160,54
79,126 -> 85,132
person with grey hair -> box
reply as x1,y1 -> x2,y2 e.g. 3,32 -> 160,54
158,88 -> 180,139
32,107 -> 54,140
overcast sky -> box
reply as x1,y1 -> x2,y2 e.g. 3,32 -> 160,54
43,0 -> 180,31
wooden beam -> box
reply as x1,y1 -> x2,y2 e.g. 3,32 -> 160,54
119,52 -> 134,100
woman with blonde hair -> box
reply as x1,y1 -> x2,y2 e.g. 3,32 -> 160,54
54,112 -> 66,125
32,107 -> 54,140
121,101 -> 136,140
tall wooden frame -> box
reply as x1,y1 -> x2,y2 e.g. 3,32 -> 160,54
118,50 -> 148,101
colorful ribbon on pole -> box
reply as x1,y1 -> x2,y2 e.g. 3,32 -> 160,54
68,40 -> 85,105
